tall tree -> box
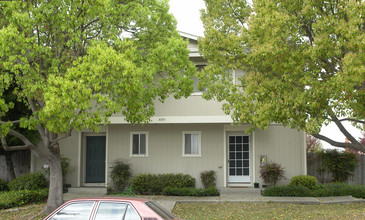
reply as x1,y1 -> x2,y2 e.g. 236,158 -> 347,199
0,0 -> 194,212
199,0 -> 365,152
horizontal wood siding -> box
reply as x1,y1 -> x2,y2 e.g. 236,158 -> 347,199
153,96 -> 226,117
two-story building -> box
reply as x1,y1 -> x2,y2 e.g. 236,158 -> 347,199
30,32 -> 306,190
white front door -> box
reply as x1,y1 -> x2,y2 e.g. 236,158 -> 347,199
228,135 -> 250,183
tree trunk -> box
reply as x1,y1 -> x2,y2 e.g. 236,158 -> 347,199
5,151 -> 16,181
43,150 -> 63,213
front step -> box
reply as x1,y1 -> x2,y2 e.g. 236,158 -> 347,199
67,187 -> 107,194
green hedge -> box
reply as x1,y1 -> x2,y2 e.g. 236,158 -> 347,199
8,172 -> 48,191
130,173 -> 196,195
262,183 -> 365,198
262,185 -> 311,197
0,189 -> 48,209
162,186 -> 219,196
311,183 -> 365,198
0,179 -> 8,192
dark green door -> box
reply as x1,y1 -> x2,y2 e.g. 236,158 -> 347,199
86,136 -> 106,183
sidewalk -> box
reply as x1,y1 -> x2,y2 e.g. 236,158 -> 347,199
63,187 -> 365,212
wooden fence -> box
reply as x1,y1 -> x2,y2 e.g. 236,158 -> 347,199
307,152 -> 365,185
0,150 -> 30,181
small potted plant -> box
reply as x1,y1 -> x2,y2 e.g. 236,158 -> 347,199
254,182 -> 259,188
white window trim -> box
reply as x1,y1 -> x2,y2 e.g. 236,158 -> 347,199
182,131 -> 202,157
130,131 -> 149,157
191,91 -> 203,96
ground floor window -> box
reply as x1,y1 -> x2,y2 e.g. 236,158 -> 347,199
130,132 -> 148,157
182,131 -> 201,157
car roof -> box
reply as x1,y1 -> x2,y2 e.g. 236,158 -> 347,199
65,197 -> 151,203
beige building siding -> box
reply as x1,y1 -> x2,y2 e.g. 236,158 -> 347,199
107,124 -> 225,188
254,125 -> 306,185
31,123 -> 305,189
153,96 -> 225,117
57,131 -> 82,187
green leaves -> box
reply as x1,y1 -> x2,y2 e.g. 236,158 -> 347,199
0,0 -> 194,135
199,0 -> 365,146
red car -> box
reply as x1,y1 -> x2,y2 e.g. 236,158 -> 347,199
43,197 -> 178,220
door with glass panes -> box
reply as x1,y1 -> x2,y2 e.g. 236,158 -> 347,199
228,135 -> 250,182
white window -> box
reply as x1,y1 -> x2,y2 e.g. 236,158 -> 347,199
130,132 -> 148,157
182,131 -> 201,157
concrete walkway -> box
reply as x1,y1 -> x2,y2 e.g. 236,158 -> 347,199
63,188 -> 365,212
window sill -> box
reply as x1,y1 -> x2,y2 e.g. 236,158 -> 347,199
191,92 -> 203,96
182,154 -> 202,158
129,155 -> 149,158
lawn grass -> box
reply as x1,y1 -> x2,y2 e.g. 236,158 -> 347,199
1,201 -> 365,219
0,203 -> 47,220
173,202 -> 365,220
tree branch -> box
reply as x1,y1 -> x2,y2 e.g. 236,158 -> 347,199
1,129 -> 47,159
0,120 -> 20,124
337,118 -> 365,124
329,111 -> 360,145
50,129 -> 73,147
1,136 -> 31,151
312,133 -> 365,152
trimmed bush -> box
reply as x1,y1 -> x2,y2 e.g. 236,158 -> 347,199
310,182 -> 365,198
0,189 -> 48,209
0,179 -> 8,192
162,186 -> 219,196
130,173 -> 195,195
262,185 -> 311,197
200,170 -> 216,188
8,172 -> 48,191
262,183 -> 365,198
260,162 -> 285,186
290,175 -> 318,190
110,159 -> 131,193
203,186 -> 220,196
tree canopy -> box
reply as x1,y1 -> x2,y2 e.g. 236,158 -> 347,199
199,0 -> 365,151
0,0 -> 194,212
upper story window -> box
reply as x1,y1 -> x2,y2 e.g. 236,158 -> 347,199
182,131 -> 201,157
192,65 -> 206,96
130,132 -> 149,157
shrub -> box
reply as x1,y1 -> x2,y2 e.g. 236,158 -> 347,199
0,189 -> 48,209
290,175 -> 318,190
310,182 -> 365,198
162,186 -> 219,196
130,173 -> 196,195
317,150 -> 358,182
262,183 -> 365,198
0,179 -> 8,192
203,186 -> 220,196
8,172 -> 48,191
200,170 -> 216,188
310,183 -> 349,197
262,185 -> 311,197
260,162 -> 285,186
110,159 -> 131,193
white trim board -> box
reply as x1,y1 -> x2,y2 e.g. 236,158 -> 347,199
109,116 -> 233,124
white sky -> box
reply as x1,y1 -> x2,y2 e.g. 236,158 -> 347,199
168,0 -> 363,149
169,0 -> 205,36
